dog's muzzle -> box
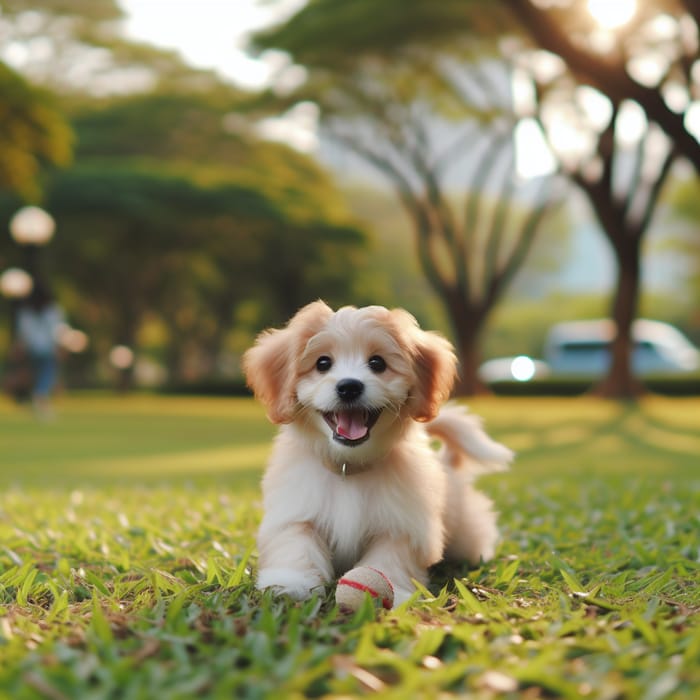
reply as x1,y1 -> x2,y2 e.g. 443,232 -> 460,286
322,407 -> 382,446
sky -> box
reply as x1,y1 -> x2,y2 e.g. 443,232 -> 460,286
119,0 -> 304,90
119,0 -> 316,150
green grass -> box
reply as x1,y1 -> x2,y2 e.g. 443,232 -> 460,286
0,394 -> 698,699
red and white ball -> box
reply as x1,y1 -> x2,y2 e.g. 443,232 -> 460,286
335,566 -> 394,611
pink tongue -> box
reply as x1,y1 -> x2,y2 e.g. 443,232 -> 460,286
336,411 -> 368,440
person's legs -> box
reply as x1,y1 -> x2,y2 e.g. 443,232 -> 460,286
30,352 -> 58,417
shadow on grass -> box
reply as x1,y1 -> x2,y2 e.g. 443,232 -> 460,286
490,398 -> 700,478
2,394 -> 698,488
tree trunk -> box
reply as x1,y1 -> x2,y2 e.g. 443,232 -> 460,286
593,238 -> 645,399
164,329 -> 182,383
446,299 -> 490,396
453,333 -> 490,396
114,319 -> 138,392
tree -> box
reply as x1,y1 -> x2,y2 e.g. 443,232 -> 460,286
1,3 -> 374,387
514,52 -> 680,397
0,60 -> 71,360
507,0 -> 696,397
47,165 -> 249,378
251,41 -> 561,393
508,0 -> 700,174
255,0 -> 698,173
253,0 -> 699,398
69,88 -> 346,209
46,162 -> 369,385
0,62 -> 72,200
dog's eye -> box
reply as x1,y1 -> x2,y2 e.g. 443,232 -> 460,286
368,355 -> 387,373
316,356 -> 333,373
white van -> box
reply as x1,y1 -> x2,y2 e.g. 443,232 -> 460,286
544,319 -> 700,377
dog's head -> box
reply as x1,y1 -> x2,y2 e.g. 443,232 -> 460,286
243,301 -> 457,462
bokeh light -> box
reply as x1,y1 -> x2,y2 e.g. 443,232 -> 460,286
0,268 -> 33,299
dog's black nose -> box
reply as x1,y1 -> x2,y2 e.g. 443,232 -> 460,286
336,378 -> 364,402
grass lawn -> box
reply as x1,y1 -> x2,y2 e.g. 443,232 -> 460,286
0,393 -> 698,699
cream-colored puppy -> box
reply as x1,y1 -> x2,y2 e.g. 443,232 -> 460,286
243,301 -> 512,605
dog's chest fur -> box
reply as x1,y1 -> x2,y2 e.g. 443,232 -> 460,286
313,465 -> 427,572
261,423 -> 447,573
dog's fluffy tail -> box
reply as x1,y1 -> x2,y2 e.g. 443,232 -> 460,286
427,403 -> 513,478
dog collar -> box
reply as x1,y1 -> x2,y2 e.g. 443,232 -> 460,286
324,458 -> 369,478
338,461 -> 354,478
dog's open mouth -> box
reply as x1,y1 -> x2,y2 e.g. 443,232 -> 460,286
323,408 -> 382,446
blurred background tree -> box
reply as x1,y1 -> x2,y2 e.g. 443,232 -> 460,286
0,62 -> 72,201
509,0 -> 696,397
1,0 -> 697,395
508,0 -> 700,171
0,0 -> 371,388
252,27 -> 564,393
253,0 -> 699,397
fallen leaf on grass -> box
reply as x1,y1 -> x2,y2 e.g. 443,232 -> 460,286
131,637 -> 161,664
478,670 -> 518,693
332,655 -> 386,692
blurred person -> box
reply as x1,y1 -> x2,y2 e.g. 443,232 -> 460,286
15,280 -> 65,418
1,303 -> 32,402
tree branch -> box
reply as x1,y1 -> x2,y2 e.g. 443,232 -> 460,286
395,111 -> 474,298
482,145 -> 516,294
485,176 -> 560,307
432,122 -> 480,177
328,129 -> 451,298
507,0 -> 700,174
632,144 -> 678,240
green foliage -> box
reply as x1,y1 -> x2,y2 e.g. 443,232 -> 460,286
671,178 -> 700,223
73,91 -> 253,166
667,177 -> 700,299
42,160 -> 369,375
70,89 -> 352,220
46,163 -> 272,349
1,0 -> 122,21
0,394 -> 698,697
253,0 -> 512,67
0,78 -> 374,385
0,62 -> 73,200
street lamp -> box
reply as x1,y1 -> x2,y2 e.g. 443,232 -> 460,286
9,205 -> 56,279
0,268 -> 33,300
9,206 -> 55,246
0,267 -> 34,398
0,266 -> 33,344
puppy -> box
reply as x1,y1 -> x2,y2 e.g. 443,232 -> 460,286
243,301 -> 512,605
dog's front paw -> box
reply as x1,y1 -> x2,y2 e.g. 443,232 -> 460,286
257,567 -> 326,600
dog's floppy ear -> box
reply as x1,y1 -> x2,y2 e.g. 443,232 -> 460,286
242,300 -> 334,423
398,312 -> 457,422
